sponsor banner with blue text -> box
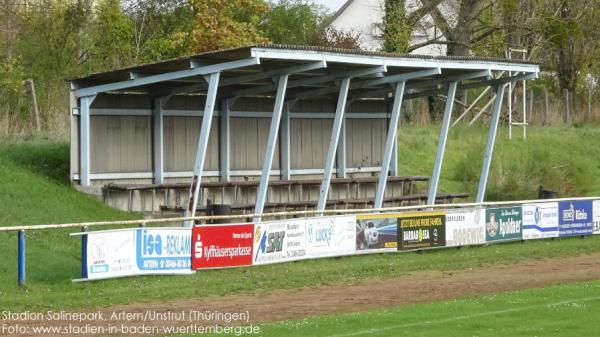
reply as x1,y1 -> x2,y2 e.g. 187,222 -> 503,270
305,215 -> 356,258
558,200 -> 593,236
445,209 -> 485,247
85,228 -> 192,280
253,219 -> 306,265
522,203 -> 559,240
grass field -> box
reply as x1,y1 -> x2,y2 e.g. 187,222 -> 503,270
208,281 -> 600,337
1,126 -> 599,317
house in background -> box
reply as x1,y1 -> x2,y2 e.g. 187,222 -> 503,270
329,0 -> 457,56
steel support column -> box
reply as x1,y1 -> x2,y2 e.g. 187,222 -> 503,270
390,95 -> 399,176
427,81 -> 458,205
152,97 -> 167,184
254,75 -> 289,218
476,84 -> 508,203
220,99 -> 231,182
184,72 -> 220,227
79,95 -> 96,186
317,77 -> 351,211
374,81 -> 405,209
280,102 -> 291,180
336,117 -> 347,178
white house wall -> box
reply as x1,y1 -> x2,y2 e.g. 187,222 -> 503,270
330,0 -> 456,55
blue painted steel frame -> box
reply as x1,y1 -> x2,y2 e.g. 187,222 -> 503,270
254,75 -> 289,219
316,77 -> 351,211
427,81 -> 458,205
374,81 -> 406,209
477,83 -> 508,202
184,72 -> 221,226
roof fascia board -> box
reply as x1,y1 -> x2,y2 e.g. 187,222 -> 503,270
250,47 -> 539,73
74,57 -> 260,97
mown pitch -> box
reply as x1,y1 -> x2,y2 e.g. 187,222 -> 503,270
204,281 -> 600,337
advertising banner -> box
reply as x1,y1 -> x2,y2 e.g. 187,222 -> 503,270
445,209 -> 485,247
192,224 -> 254,270
397,212 -> 446,251
594,200 -> 600,235
522,203 -> 559,240
135,228 -> 192,271
85,227 -> 192,280
356,214 -> 398,251
305,215 -> 356,258
253,219 -> 306,265
558,200 -> 593,236
485,207 -> 522,242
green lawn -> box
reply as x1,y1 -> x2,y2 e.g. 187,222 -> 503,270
398,124 -> 600,200
213,281 -> 600,337
1,127 -> 600,313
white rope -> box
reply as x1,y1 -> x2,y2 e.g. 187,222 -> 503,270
0,195 -> 595,232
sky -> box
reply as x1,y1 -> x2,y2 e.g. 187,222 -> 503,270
311,0 -> 347,11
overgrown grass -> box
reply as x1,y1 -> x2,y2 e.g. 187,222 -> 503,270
222,280 -> 600,337
398,125 -> 600,200
1,128 -> 600,312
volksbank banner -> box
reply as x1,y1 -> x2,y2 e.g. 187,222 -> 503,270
522,203 -> 559,240
397,212 -> 446,251
485,207 -> 522,242
445,209 -> 485,247
558,200 -> 593,236
83,228 -> 192,280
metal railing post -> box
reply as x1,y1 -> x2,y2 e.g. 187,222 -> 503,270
81,226 -> 88,279
18,230 -> 25,287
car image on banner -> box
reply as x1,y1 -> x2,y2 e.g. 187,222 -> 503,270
305,215 -> 356,258
558,200 -> 593,236
356,214 -> 398,251
253,219 -> 306,265
522,202 -> 559,240
445,209 -> 485,247
485,207 -> 522,242
192,224 -> 254,270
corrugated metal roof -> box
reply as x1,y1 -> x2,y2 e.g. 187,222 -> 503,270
72,44 -> 537,82
71,44 -> 539,99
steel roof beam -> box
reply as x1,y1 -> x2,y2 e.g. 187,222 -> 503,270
233,65 -> 386,97
351,69 -> 492,100
355,72 -> 538,101
292,67 -> 441,100
156,60 -> 327,97
73,57 -> 260,97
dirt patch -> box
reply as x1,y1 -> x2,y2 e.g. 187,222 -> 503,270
4,253 -> 600,336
